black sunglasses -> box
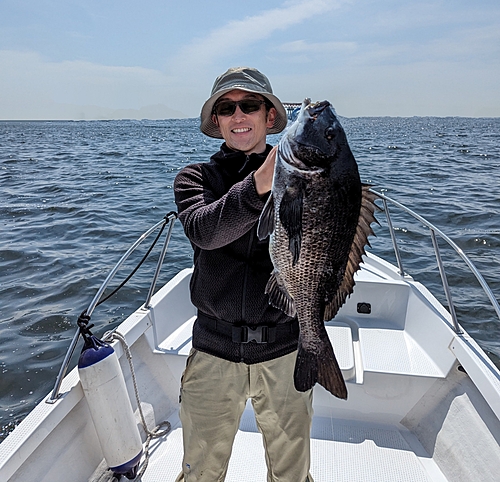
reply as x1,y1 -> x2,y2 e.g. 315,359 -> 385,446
213,99 -> 266,117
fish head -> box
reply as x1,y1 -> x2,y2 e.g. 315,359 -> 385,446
283,99 -> 347,169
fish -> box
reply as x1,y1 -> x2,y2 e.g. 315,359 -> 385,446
257,99 -> 378,399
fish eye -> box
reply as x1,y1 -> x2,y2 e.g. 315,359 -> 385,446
325,127 -> 335,140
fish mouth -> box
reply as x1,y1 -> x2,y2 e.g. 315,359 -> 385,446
306,100 -> 331,120
295,99 -> 332,122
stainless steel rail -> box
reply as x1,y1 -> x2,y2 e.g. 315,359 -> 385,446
145,213 -> 177,309
371,190 -> 500,332
47,213 -> 177,403
47,192 -> 499,401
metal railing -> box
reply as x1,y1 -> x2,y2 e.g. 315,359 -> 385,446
47,213 -> 177,403
47,193 -> 500,400
372,190 -> 500,334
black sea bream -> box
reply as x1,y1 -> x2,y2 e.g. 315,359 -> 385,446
258,99 -> 378,399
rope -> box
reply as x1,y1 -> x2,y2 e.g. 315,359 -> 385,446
97,221 -> 168,309
106,330 -> 172,480
79,215 -> 171,343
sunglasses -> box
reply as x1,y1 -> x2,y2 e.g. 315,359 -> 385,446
213,99 -> 266,117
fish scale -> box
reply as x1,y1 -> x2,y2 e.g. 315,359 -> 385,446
258,99 -> 378,399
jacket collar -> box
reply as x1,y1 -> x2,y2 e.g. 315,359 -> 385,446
211,143 -> 273,178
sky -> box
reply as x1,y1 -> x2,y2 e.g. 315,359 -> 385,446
1,0 -> 499,119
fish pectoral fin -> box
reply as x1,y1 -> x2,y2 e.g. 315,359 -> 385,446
265,272 -> 296,317
294,338 -> 347,400
257,193 -> 275,240
279,181 -> 305,265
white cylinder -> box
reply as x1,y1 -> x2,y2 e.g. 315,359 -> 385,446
79,347 -> 143,472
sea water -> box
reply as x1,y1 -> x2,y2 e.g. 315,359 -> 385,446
1,117 -> 499,440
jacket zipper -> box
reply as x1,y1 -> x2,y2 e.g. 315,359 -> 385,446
240,155 -> 258,361
240,200 -> 256,359
240,153 -> 255,326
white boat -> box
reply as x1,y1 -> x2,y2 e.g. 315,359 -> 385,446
1,192 -> 500,482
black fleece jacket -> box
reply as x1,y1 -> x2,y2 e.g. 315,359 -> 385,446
174,143 -> 298,364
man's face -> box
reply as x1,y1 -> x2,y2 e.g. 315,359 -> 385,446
212,90 -> 276,155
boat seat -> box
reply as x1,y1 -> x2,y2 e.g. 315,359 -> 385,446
156,316 -> 196,355
156,309 -> 446,378
358,327 -> 445,378
157,318 -> 356,380
156,313 -> 445,380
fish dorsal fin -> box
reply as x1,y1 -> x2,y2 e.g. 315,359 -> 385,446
257,193 -> 275,240
265,271 -> 296,317
279,178 -> 306,265
324,185 -> 379,321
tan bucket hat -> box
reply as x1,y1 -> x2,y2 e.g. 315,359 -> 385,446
200,67 -> 288,139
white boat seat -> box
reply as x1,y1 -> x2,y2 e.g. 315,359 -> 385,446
359,328 -> 445,378
157,313 -> 445,380
156,316 -> 196,355
157,317 -> 356,380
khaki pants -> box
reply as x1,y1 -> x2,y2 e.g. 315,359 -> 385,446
175,350 -> 313,482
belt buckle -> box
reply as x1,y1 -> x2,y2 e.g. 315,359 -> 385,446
232,325 -> 277,344
244,325 -> 268,344
232,325 -> 268,344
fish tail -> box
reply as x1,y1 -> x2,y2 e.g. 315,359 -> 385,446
294,341 -> 348,400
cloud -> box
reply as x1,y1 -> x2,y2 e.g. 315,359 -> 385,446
275,39 -> 357,54
171,0 -> 346,72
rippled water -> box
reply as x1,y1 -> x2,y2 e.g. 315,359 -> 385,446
1,117 -> 499,441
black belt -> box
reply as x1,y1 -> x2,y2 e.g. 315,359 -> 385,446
197,312 -> 299,344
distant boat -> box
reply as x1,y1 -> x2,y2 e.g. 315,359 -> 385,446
283,102 -> 302,121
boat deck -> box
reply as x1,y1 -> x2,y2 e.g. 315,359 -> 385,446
141,407 -> 447,482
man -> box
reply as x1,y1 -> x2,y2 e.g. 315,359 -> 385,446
174,67 -> 313,482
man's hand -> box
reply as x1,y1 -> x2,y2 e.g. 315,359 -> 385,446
254,146 -> 277,196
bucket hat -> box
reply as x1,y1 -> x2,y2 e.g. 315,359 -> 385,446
200,67 -> 288,139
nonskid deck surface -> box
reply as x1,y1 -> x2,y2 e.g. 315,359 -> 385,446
141,409 -> 448,482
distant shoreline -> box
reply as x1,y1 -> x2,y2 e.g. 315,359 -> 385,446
1,115 -> 499,122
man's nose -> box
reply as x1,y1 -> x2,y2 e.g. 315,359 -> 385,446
232,105 -> 246,118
